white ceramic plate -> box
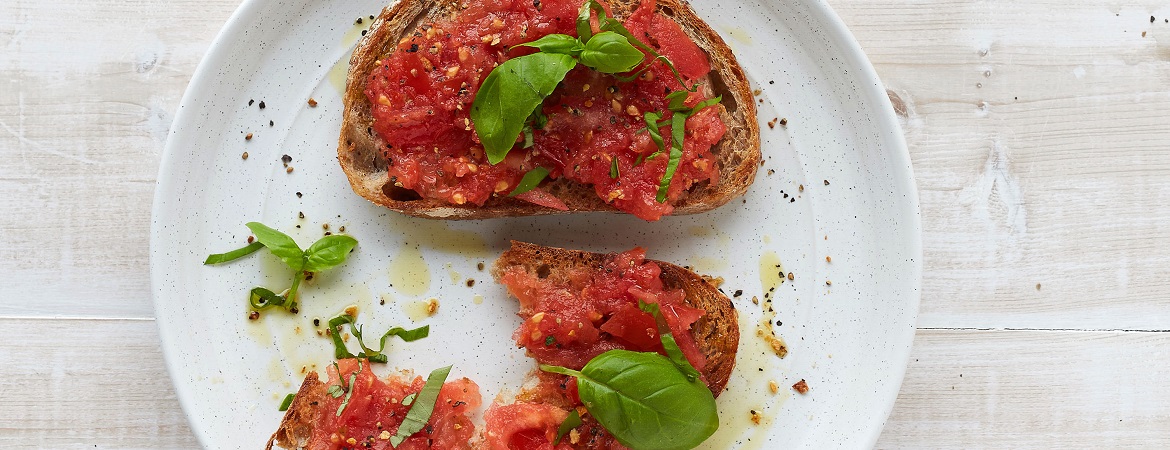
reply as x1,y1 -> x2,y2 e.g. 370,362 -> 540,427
151,0 -> 920,448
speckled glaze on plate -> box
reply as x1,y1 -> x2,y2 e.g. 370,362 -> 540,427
150,0 -> 920,448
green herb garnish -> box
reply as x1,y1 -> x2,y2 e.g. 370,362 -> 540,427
554,409 -> 583,445
327,313 -> 429,364
278,393 -> 295,412
203,242 -> 263,264
637,301 -> 701,382
641,95 -> 723,202
204,222 -> 358,313
610,156 -> 620,179
390,365 -> 453,447
541,350 -> 718,450
336,360 -> 362,417
508,167 -> 552,197
471,1 -> 649,164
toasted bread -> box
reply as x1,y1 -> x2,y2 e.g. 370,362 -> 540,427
339,0 -> 760,219
491,241 -> 739,394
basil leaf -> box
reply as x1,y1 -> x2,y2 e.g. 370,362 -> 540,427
554,409 -> 582,445
522,124 -> 536,149
245,222 -> 304,270
519,33 -> 583,56
578,0 -> 694,91
278,393 -> 295,411
579,31 -> 644,74
656,113 -> 686,203
327,384 -> 345,398
610,156 -> 620,179
303,234 -> 358,273
665,90 -> 689,112
249,287 -> 288,310
471,53 -> 577,165
390,365 -> 453,447
401,393 -> 417,406
203,242 -> 263,265
689,96 -> 723,114
508,167 -> 551,196
544,350 -> 718,450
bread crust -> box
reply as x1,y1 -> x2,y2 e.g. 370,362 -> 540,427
266,372 -> 326,450
491,241 -> 740,394
339,0 -> 760,219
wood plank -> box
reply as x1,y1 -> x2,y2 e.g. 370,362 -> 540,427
879,329 -> 1170,447
0,318 -> 195,448
831,0 -> 1170,330
0,0 -> 237,318
5,319 -> 1167,448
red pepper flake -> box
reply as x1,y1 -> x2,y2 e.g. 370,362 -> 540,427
245,133 -> 253,140
248,311 -> 260,320
247,236 -> 255,244
241,151 -> 249,160
792,379 -> 809,394
779,118 -> 787,126
307,97 -> 318,107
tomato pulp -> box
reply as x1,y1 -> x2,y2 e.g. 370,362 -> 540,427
365,0 -> 724,221
304,359 -> 481,450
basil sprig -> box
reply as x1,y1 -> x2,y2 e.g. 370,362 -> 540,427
542,350 -> 718,450
471,1 -> 650,165
390,365 -> 453,447
327,313 -> 430,364
204,222 -> 358,312
577,0 -> 693,89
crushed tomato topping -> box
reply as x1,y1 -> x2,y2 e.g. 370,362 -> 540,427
365,0 -> 725,221
305,359 -> 481,450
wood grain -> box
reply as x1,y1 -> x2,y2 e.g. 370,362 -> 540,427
879,329 -> 1170,447
0,0 -> 237,318
834,0 -> 1170,330
0,318 -> 195,449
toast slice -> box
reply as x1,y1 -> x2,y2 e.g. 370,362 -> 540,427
491,241 -> 739,394
339,0 -> 760,219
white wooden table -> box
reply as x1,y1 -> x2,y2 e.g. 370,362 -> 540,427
4,0 -> 1169,447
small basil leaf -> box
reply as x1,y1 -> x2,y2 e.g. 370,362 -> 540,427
327,384 -> 345,398
278,393 -> 295,412
245,222 -> 304,270
203,242 -> 263,265
508,167 -> 551,197
390,365 -> 453,447
665,90 -> 690,112
583,0 -> 694,92
522,124 -> 536,149
579,31 -> 644,74
554,409 -> 583,445
656,113 -> 686,203
610,156 -> 620,179
687,96 -> 722,116
576,0 -> 601,42
471,52 -> 577,165
518,33 -> 583,56
303,234 -> 358,273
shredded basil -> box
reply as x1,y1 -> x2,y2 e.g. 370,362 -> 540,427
328,313 -> 430,363
636,301 -> 700,382
336,360 -> 363,417
203,242 -> 263,265
390,365 -> 453,447
248,287 -> 288,310
554,409 -> 583,445
610,156 -> 620,178
278,393 -> 295,412
508,167 -> 551,197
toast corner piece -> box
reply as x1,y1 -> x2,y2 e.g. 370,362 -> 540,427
656,260 -> 740,394
266,372 -> 326,450
493,241 -> 740,395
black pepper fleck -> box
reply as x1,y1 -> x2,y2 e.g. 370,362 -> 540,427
258,101 -> 266,109
296,192 -> 303,198
248,99 -> 254,106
